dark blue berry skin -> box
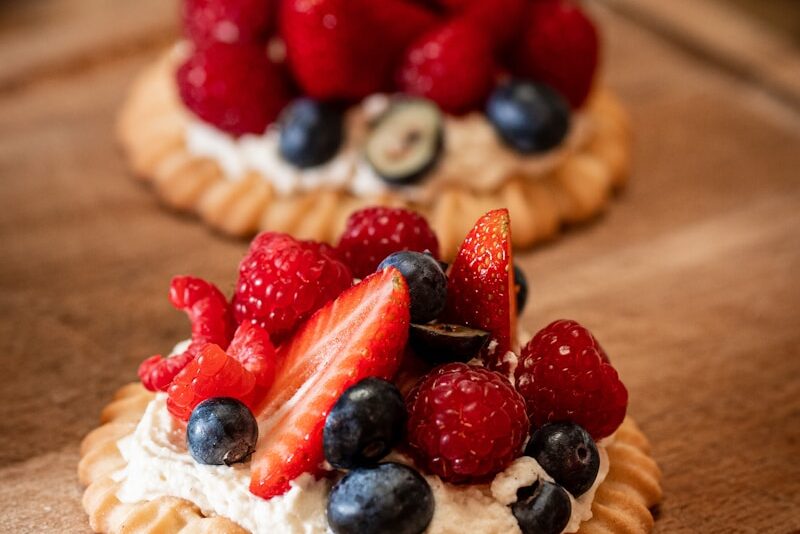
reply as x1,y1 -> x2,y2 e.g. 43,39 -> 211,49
378,251 -> 447,324
526,422 -> 599,497
279,98 -> 344,168
186,398 -> 258,466
486,80 -> 570,154
323,378 -> 407,469
327,463 -> 434,534
408,323 -> 490,364
514,263 -> 529,313
512,480 -> 572,534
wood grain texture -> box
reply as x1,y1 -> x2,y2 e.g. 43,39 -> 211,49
0,1 -> 798,532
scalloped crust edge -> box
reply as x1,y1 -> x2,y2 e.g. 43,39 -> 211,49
79,383 -> 662,534
117,52 -> 633,259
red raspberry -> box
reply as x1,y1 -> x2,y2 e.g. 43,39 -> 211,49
177,41 -> 292,137
233,232 -> 352,343
138,352 -> 194,392
396,20 -> 496,114
406,363 -> 529,483
167,344 -> 257,421
514,0 -> 599,108
169,275 -> 236,352
227,321 -> 278,392
459,0 -> 527,55
515,320 -> 627,439
336,207 -> 440,279
182,0 -> 275,44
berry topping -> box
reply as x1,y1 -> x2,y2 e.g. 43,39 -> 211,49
365,99 -> 444,185
177,41 -> 292,137
511,480 -> 572,534
397,20 -> 495,114
405,363 -> 529,483
486,80 -> 571,154
138,351 -> 194,393
182,0 -> 275,44
443,209 -> 517,371
327,463 -> 434,534
515,0 -> 599,108
458,0 -> 527,54
337,207 -> 440,280
513,263 -> 529,313
280,0 -> 437,101
166,344 -> 257,421
233,232 -> 352,343
526,422 -> 599,497
226,322 -> 278,391
378,251 -> 447,323
187,397 -> 258,466
249,269 -> 410,499
169,275 -> 235,353
279,98 -> 345,168
515,320 -> 627,439
408,323 -> 490,364
323,378 -> 407,469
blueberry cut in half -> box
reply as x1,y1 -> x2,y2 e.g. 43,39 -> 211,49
378,251 -> 447,324
512,480 -> 572,534
514,263 -> 529,313
279,98 -> 345,168
365,98 -> 444,185
526,422 -> 600,497
186,397 -> 258,466
327,463 -> 434,534
323,378 -> 407,469
486,80 -> 570,154
409,323 -> 490,364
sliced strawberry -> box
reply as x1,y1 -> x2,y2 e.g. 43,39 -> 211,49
228,322 -> 279,395
249,268 -> 410,499
443,209 -> 517,372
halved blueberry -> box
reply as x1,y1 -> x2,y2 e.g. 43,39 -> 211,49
365,99 -> 443,184
511,480 -> 572,534
409,323 -> 490,364
279,98 -> 344,168
514,263 -> 529,313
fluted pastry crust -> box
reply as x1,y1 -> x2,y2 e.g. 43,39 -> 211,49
118,53 -> 632,259
79,383 -> 661,533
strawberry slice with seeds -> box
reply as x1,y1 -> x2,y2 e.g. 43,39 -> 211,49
443,209 -> 517,372
249,268 -> 411,499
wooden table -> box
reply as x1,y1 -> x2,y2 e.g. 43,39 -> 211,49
1,1 -> 798,532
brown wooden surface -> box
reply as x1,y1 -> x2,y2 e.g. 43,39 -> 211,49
1,1 -> 799,532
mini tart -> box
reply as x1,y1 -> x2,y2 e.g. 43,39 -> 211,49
118,51 -> 632,259
79,383 -> 662,534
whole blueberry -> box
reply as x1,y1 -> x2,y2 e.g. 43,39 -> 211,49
327,463 -> 434,534
378,251 -> 447,324
526,422 -> 599,497
279,98 -> 344,168
514,263 -> 529,313
186,397 -> 258,466
323,378 -> 407,469
486,80 -> 570,154
511,480 -> 572,534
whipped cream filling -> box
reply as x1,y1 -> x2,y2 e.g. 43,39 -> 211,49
114,394 -> 609,534
185,94 -> 592,204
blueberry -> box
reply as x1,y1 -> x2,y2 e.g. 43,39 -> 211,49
378,251 -> 447,323
323,378 -> 406,469
512,480 -> 572,534
327,463 -> 434,534
525,422 -> 599,497
279,98 -> 344,168
486,80 -> 570,154
366,99 -> 443,185
514,263 -> 529,313
408,323 -> 490,364
186,397 -> 258,466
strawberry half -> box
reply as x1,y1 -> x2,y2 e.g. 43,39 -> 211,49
443,209 -> 517,372
249,268 -> 411,499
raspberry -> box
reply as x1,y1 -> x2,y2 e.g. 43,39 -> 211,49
182,0 -> 275,44
167,344 -> 257,421
515,320 -> 627,439
138,351 -> 194,392
405,363 -> 529,483
169,275 -> 235,350
514,0 -> 599,108
227,321 -> 278,391
233,232 -> 352,343
396,20 -> 496,114
336,207 -> 440,279
177,41 -> 292,137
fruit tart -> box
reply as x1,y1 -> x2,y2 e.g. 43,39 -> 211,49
79,207 -> 661,533
118,0 -> 632,258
